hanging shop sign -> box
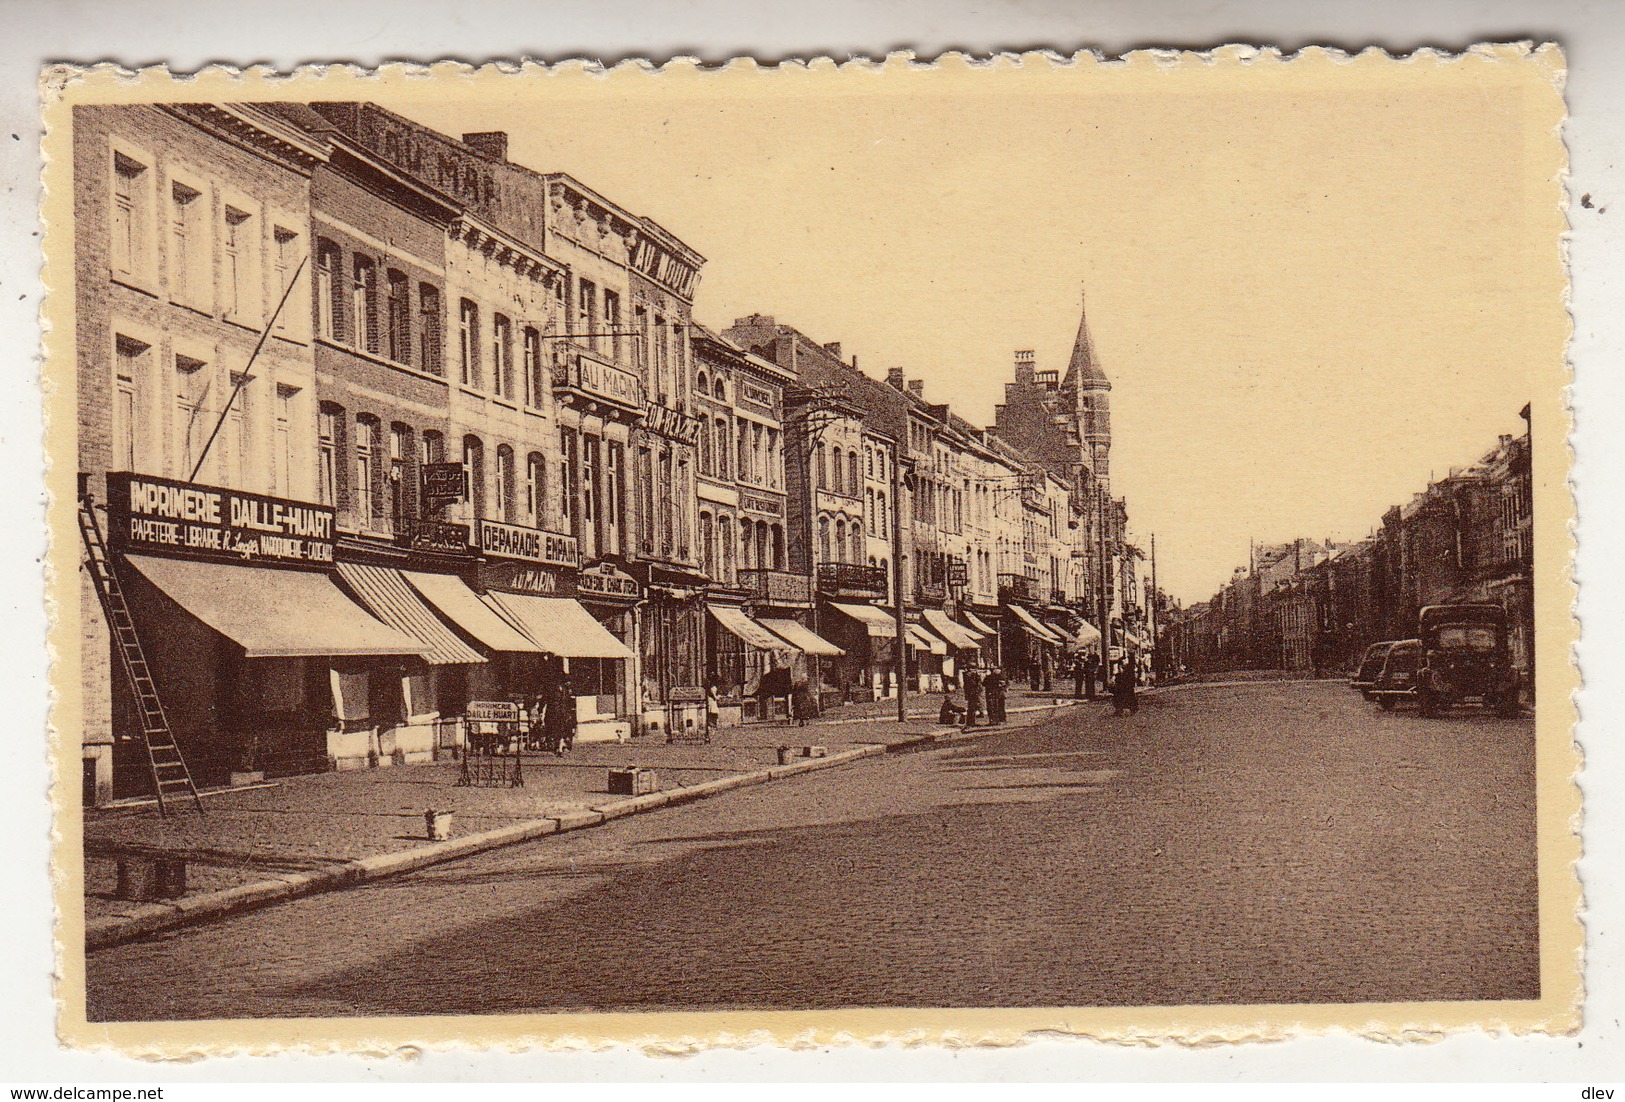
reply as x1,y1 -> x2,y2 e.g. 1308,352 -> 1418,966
667,686 -> 706,704
642,402 -> 701,446
420,463 -> 468,510
476,519 -> 580,568
947,558 -> 969,587
106,472 -> 335,568
411,518 -> 470,555
577,562 -> 641,601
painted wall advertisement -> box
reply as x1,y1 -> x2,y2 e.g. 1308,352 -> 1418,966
106,472 -> 336,568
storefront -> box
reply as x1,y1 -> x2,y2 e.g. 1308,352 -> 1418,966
575,560 -> 643,732
964,606 -> 1002,667
480,588 -> 636,742
705,600 -> 795,725
921,608 -> 983,688
628,562 -> 711,740
104,473 -> 428,791
826,601 -> 900,699
1004,602 -> 1064,691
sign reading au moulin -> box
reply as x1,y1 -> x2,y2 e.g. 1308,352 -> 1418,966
106,472 -> 336,568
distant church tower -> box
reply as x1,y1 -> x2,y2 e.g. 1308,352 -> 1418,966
1061,286 -> 1112,491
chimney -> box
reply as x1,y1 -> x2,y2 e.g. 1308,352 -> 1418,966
887,368 -> 906,391
1014,349 -> 1036,385
907,379 -> 924,398
823,342 -> 842,360
462,131 -> 509,162
851,354 -> 859,369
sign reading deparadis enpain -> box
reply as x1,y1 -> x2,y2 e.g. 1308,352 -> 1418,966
105,472 -> 336,567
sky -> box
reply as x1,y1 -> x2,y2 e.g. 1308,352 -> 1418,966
378,54 -> 1560,603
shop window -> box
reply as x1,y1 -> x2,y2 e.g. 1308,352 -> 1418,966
385,269 -> 411,364
417,283 -> 443,375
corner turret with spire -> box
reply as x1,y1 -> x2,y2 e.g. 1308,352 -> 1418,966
1062,285 -> 1112,491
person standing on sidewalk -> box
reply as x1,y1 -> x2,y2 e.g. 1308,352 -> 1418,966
986,667 -> 1007,725
963,666 -> 984,730
1084,652 -> 1100,700
1071,655 -> 1086,699
704,683 -> 720,740
1112,659 -> 1139,716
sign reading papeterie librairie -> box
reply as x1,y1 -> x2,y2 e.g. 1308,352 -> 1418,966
106,472 -> 336,567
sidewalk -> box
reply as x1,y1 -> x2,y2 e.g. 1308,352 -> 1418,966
84,695 -> 1091,943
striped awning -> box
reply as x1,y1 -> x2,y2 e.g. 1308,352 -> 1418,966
1008,603 -> 1063,645
483,592 -> 634,659
906,624 -> 947,654
708,603 -> 793,652
830,602 -> 899,638
402,571 -> 541,654
922,608 -> 981,650
757,618 -> 845,657
963,610 -> 997,636
336,563 -> 486,666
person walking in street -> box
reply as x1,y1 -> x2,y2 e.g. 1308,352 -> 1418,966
790,671 -> 814,727
1111,659 -> 1139,717
1084,651 -> 1100,700
963,666 -> 984,730
1072,655 -> 1086,699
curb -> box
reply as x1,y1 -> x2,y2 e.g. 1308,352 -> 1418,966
85,744 -> 884,951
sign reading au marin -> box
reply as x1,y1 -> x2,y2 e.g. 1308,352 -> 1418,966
107,472 -> 335,567
476,518 -> 580,568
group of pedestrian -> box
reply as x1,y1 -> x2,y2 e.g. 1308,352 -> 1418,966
1069,651 -> 1102,700
525,672 -> 577,756
942,666 -> 1007,730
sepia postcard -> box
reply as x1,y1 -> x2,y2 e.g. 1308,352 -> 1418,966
41,45 -> 1578,1054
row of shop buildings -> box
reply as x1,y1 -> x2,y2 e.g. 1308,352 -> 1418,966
1162,417 -> 1535,684
74,100 -> 1144,805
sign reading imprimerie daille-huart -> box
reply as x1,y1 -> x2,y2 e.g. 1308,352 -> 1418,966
106,472 -> 336,567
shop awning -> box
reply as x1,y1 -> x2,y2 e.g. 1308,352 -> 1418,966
963,610 -> 998,636
830,602 -> 898,638
124,554 -> 428,659
336,563 -> 486,667
708,603 -> 793,652
906,624 -> 948,654
757,618 -> 845,657
402,571 -> 542,654
483,592 -> 634,659
1008,603 -> 1063,645
1069,618 -> 1104,649
922,608 -> 981,650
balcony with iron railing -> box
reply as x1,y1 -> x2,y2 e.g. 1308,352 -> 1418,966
738,567 -> 815,606
998,572 -> 1037,604
816,562 -> 888,599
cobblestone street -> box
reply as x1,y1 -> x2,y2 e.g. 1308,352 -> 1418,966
85,681 -> 1538,1021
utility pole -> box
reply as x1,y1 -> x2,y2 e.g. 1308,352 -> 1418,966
1097,483 -> 1111,669
891,439 -> 908,722
189,256 -> 308,481
1150,533 -> 1159,679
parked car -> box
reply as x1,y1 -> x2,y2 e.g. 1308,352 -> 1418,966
1370,639 -> 1422,710
1349,641 -> 1397,698
1414,604 -> 1520,717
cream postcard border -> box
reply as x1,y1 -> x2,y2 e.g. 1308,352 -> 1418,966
40,45 -> 1579,1054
